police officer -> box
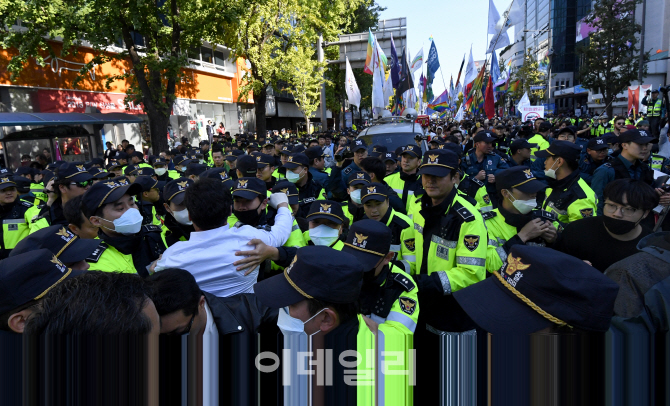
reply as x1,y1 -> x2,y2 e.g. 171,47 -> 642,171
339,139 -> 369,189
200,167 -> 235,191
153,157 -> 179,182
305,146 -> 331,193
81,176 -> 166,275
160,178 -> 195,247
228,177 -> 270,228
270,181 -> 306,248
342,171 -> 370,224
303,199 -> 346,248
124,164 -> 139,183
461,131 -> 509,203
360,183 -> 413,270
385,144 -> 423,211
134,175 -> 163,227
225,150 -> 245,180
106,162 -> 124,178
506,139 -> 538,171
484,167 -> 558,273
382,152 -> 399,176
526,121 -> 551,161
88,167 -> 114,184
400,149 -> 487,332
281,153 -> 325,219
253,152 -> 277,191
0,176 -> 35,259
34,162 -> 93,229
580,137 -> 610,185
642,89 -> 663,137
535,141 -> 597,223
114,151 -> 129,170
172,155 -> 192,177
130,151 -> 152,169
342,219 -> 420,334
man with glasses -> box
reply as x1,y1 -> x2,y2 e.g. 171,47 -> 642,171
604,116 -> 626,138
32,162 -> 93,229
555,179 -> 659,272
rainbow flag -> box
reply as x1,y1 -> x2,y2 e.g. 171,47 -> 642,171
428,101 -> 450,112
364,29 -> 375,74
509,80 -> 520,92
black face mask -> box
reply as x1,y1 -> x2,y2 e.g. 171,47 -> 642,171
233,204 -> 262,226
603,215 -> 641,235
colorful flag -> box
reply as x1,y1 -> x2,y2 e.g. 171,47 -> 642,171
426,41 -> 440,75
371,43 -> 387,109
390,35 -> 400,88
509,80 -> 521,93
410,48 -> 424,74
455,54 -> 466,87
491,51 -> 501,85
364,29 -> 375,75
484,72 -> 495,119
345,56 -> 361,108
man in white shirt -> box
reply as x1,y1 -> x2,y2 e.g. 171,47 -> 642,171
154,177 -> 292,296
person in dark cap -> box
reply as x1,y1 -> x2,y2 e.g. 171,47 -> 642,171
535,140 -> 597,223
14,166 -> 47,206
382,151 -> 398,177
106,162 -> 124,177
152,156 -> 178,182
200,167 -> 234,191
428,137 -> 443,150
506,139 -> 536,170
342,219 -> 419,334
184,162 -> 208,180
0,175 -> 39,259
369,144 -> 387,158
160,178 -> 195,246
114,150 -> 129,168
228,177 -> 273,228
385,144 -> 423,212
124,164 -> 139,183
526,121 -> 552,161
31,161 -> 93,230
225,149 -> 245,180
399,149 -> 487,334
10,224 -> 100,270
461,131 -> 509,202
0,249 -> 86,334
134,175 -> 163,226
303,199 -> 346,248
360,182 -> 413,267
338,139 -> 368,191
642,88 -> 663,137
483,166 -> 557,273
454,244 -> 619,334
81,176 -> 166,275
253,152 -> 277,190
580,137 -> 611,185
172,155 -> 193,176
88,167 -> 114,183
266,180 -> 306,249
305,146 -> 331,196
281,153 -> 326,219
236,154 -> 259,181
62,194 -> 99,239
341,171 -> 371,225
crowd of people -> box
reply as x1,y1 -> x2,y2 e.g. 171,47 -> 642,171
1,108 -> 669,404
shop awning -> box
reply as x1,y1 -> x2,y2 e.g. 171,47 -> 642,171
0,112 -> 144,126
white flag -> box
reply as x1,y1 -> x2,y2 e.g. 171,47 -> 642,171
345,56 -> 361,108
488,0 -> 501,34
371,50 -> 386,109
383,70 -> 394,104
487,29 -> 510,54
454,104 -> 464,122
463,46 -> 477,86
496,0 -> 524,32
410,48 -> 424,74
517,92 -> 531,109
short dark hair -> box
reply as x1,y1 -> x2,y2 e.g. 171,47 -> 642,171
603,179 -> 660,211
63,194 -> 85,227
359,157 -> 386,181
147,269 -> 201,318
446,135 -> 460,144
24,272 -> 155,335
184,177 -> 232,230
0,301 -> 38,331
53,177 -> 71,197
306,298 -> 359,325
614,116 -> 625,123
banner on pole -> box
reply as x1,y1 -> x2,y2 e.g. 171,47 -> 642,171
519,105 -> 545,121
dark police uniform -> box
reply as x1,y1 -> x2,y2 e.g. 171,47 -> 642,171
579,137 -> 611,185
385,145 -> 423,211
160,177 -> 196,247
0,176 -> 34,260
281,153 -> 325,219
461,132 -> 509,196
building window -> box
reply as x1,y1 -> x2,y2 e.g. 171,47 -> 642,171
200,47 -> 213,64
566,80 -> 570,88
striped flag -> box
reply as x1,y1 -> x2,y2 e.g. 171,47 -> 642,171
364,29 -> 375,74
410,48 -> 424,74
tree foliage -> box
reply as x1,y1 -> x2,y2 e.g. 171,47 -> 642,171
0,0 -> 244,152
576,0 -> 648,117
511,50 -> 546,102
281,47 -> 328,134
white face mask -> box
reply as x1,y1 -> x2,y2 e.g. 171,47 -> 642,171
171,208 -> 192,225
544,160 -> 561,179
286,168 -> 304,183
277,306 -> 328,337
154,168 -> 167,176
350,189 -> 362,204
309,224 -> 340,246
98,207 -> 143,235
506,191 -> 537,215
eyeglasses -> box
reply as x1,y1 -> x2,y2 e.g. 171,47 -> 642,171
603,202 -> 640,217
70,179 -> 94,188
167,312 -> 196,336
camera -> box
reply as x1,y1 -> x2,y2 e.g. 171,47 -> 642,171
335,146 -> 353,162
659,86 -> 669,94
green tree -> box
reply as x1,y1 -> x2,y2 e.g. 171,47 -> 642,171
281,47 -> 328,134
511,50 -> 546,103
0,0 -> 243,152
225,0 -> 362,137
576,0 -> 648,117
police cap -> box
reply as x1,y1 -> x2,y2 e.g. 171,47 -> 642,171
509,139 -> 537,154
10,225 -> 100,265
360,182 -> 388,204
163,177 -> 194,205
306,200 -> 345,224
252,152 -> 275,167
496,166 -> 547,194
351,139 -> 368,152
153,157 -> 167,167
417,150 -> 459,177
292,145 -> 307,154
106,162 -> 121,171
185,163 -> 208,177
115,151 -> 129,160
56,161 -> 94,183
535,140 -> 582,162
232,177 -> 266,200
369,144 -> 387,158
473,132 -> 496,143
279,145 -> 293,155
453,245 -> 619,334
341,219 -> 391,270
282,153 -> 309,169
437,142 -> 462,157
173,155 -> 191,167
304,146 -> 325,163
0,173 -> 17,190
225,150 -> 245,161
347,171 -> 371,186
0,249 -> 86,314
587,137 -> 609,151
272,181 -> 299,205
81,176 -> 142,217
401,144 -> 422,159
253,246 -> 364,308
382,152 -> 397,163
124,164 -> 139,176
619,129 -> 655,145
236,155 -> 259,176
200,168 -> 234,190
133,175 -> 159,192
88,167 -> 114,180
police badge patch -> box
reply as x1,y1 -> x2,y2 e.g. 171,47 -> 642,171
580,208 -> 593,218
463,235 -> 480,252
482,194 -> 491,204
399,297 -> 416,315
403,238 -> 415,252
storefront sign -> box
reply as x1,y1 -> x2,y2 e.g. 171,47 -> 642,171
37,89 -> 144,114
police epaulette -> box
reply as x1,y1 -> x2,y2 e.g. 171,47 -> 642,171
455,206 -> 475,222
143,224 -> 162,233
471,177 -> 485,187
481,211 -> 497,220
86,243 -> 107,263
392,272 -> 416,292
342,167 -> 352,175
20,200 -> 33,208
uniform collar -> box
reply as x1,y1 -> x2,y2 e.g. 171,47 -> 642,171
381,207 -> 393,225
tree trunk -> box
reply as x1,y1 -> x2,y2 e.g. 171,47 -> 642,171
254,85 -> 267,138
147,111 -> 170,155
605,89 -> 614,118
305,116 -> 311,134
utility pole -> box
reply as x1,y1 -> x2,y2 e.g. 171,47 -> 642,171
317,34 -> 328,131
638,0 -> 647,83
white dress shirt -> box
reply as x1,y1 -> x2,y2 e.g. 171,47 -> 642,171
155,206 -> 293,297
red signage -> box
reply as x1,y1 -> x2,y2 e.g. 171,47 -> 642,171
415,115 -> 430,127
37,89 -> 144,114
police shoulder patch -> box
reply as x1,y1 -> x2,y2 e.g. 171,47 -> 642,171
86,243 -> 107,263
392,273 -> 416,292
579,208 -> 594,218
342,167 -> 352,175
463,235 -> 480,252
143,224 -> 162,233
399,297 -> 417,315
403,238 -> 416,252
472,177 -> 485,187
455,206 -> 475,222
20,200 -> 34,208
482,194 -> 491,204
481,211 -> 497,221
